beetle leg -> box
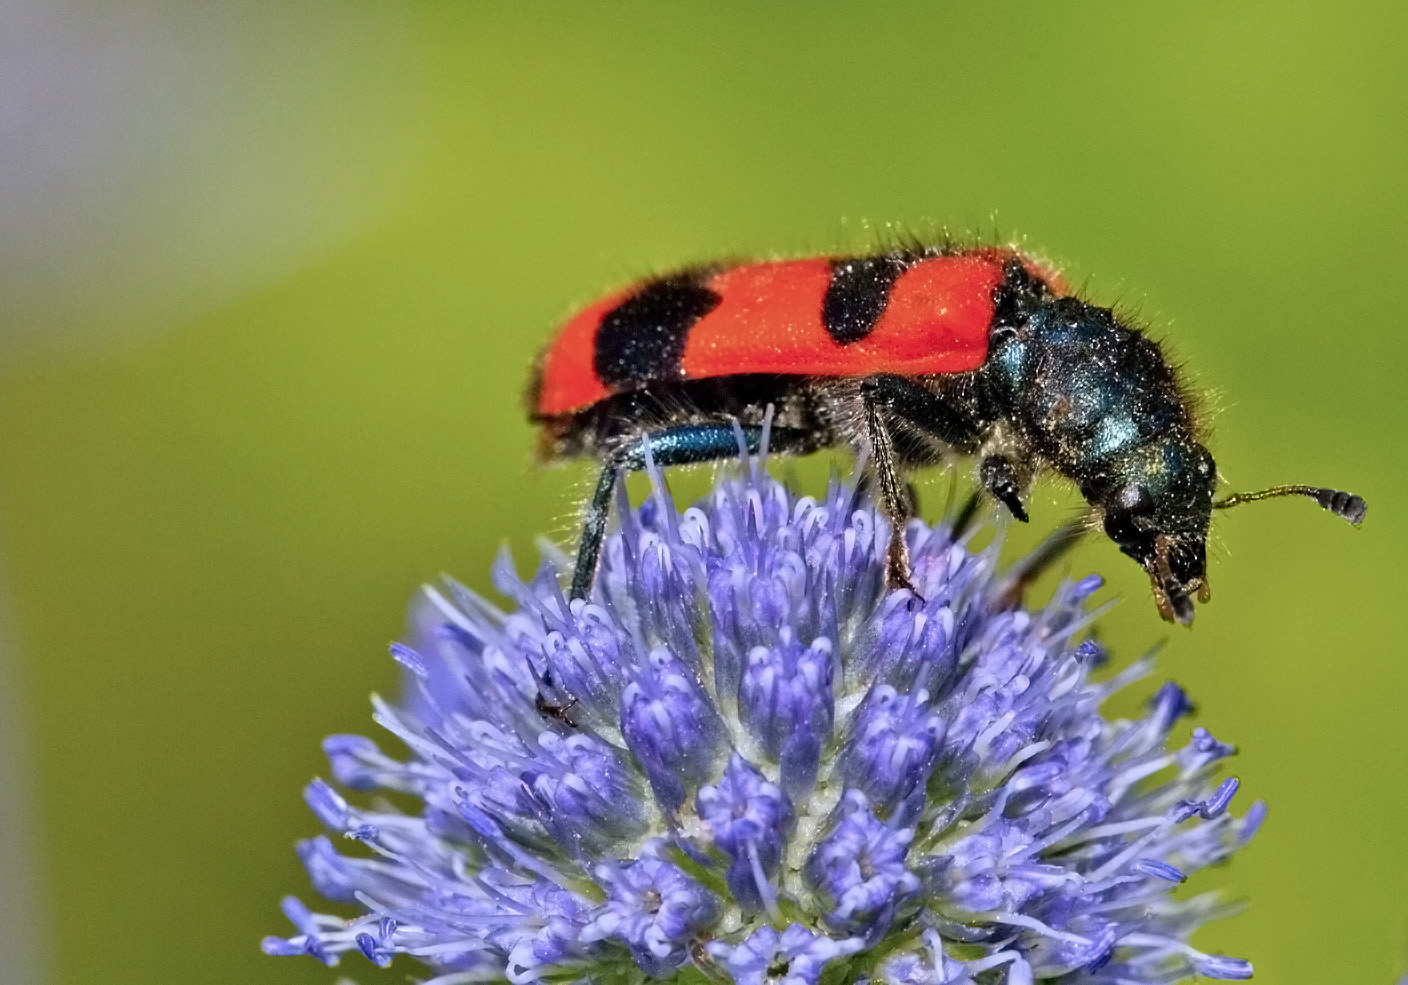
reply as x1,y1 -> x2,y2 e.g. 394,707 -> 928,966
858,374 -> 979,448
861,395 -> 922,597
859,375 -> 983,596
570,422 -> 818,599
574,459 -> 625,600
849,470 -> 919,516
979,455 -> 1030,522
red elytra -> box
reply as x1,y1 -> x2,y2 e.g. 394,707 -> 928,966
532,252 -> 1014,418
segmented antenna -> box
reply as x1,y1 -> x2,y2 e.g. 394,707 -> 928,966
1213,484 -> 1367,525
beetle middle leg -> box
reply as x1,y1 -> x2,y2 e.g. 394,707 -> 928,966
860,396 -> 916,593
859,374 -> 981,593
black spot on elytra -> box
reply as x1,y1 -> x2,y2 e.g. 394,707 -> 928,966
822,254 -> 910,344
594,279 -> 721,389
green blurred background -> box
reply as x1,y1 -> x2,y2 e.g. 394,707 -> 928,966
0,1 -> 1403,982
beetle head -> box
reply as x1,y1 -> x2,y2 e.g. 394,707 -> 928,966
1094,437 -> 1217,625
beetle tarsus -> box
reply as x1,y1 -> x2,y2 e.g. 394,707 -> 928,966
980,455 -> 1029,522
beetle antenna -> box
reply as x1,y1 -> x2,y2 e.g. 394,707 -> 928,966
1213,484 -> 1367,525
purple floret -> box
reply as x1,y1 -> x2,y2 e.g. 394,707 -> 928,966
583,842 -> 720,975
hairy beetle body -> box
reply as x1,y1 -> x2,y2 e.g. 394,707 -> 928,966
528,245 -> 1364,623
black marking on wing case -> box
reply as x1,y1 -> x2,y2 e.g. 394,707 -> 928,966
822,254 -> 911,344
594,279 -> 722,389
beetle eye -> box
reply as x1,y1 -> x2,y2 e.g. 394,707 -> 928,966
1103,485 -> 1156,549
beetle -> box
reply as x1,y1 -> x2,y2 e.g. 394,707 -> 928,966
525,245 -> 1365,625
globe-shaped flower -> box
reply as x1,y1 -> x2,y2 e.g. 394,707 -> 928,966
265,457 -> 1262,983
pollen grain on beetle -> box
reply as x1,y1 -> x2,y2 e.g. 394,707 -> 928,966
265,459 -> 1261,984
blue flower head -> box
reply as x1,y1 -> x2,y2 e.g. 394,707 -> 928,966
266,455 -> 1263,984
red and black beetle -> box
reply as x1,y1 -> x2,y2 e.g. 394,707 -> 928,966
526,245 -> 1365,624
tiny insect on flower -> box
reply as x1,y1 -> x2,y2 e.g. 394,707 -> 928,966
266,451 -> 1264,984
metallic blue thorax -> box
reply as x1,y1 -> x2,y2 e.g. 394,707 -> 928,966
986,297 -> 1190,477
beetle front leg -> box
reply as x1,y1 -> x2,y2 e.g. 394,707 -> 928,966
979,454 -> 1030,522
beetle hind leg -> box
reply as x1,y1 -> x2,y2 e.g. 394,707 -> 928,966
569,422 -> 819,599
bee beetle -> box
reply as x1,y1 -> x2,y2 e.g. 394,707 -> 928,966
526,246 -> 1365,625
